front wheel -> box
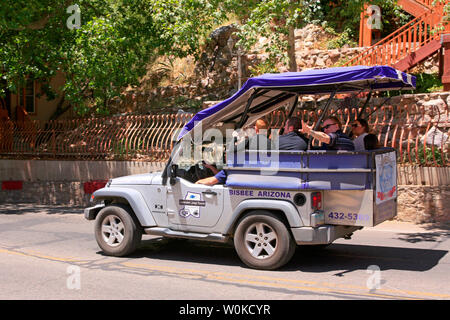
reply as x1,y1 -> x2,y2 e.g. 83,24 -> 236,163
94,204 -> 142,256
234,211 -> 296,270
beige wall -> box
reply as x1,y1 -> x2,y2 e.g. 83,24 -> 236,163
9,71 -> 70,122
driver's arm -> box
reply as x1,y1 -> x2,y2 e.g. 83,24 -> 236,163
195,176 -> 219,186
195,170 -> 227,186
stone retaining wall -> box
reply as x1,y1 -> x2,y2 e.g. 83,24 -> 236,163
0,160 -> 163,206
397,185 -> 450,224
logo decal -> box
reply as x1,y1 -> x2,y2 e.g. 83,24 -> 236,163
179,192 -> 205,218
375,152 -> 397,204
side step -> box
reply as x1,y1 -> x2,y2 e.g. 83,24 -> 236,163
144,227 -> 229,243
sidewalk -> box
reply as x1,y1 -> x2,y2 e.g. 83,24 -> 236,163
371,220 -> 450,233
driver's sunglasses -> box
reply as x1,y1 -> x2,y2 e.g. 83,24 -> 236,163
351,123 -> 360,128
322,123 -> 336,131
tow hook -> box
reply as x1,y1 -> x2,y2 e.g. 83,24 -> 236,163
344,233 -> 353,240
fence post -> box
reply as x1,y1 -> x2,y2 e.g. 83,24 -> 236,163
52,122 -> 56,157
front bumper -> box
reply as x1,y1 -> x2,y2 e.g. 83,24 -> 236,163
291,225 -> 362,245
84,203 -> 105,220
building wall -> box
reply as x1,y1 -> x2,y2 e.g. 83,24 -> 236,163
9,71 -> 69,122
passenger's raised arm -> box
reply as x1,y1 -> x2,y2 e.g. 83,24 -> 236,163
300,120 -> 331,145
301,117 -> 354,151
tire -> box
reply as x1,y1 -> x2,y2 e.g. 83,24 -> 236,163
94,204 -> 142,257
234,211 -> 296,270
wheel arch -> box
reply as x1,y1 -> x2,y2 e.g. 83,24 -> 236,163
225,199 -> 304,235
92,187 -> 156,227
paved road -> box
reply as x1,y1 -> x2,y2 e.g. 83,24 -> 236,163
0,204 -> 449,300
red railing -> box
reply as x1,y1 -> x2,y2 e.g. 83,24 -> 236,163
0,104 -> 448,166
346,5 -> 446,68
415,0 -> 434,8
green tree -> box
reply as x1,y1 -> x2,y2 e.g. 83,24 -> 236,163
301,0 -> 411,41
5,1 -> 397,116
225,0 -> 303,73
0,0 -> 230,116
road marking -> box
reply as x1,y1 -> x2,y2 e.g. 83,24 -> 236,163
121,261 -> 448,300
0,247 -> 83,263
1,245 -> 449,300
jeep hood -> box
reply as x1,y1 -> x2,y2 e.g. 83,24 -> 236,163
110,172 -> 163,185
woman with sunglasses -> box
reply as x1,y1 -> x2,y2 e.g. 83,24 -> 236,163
351,118 -> 370,151
301,116 -> 354,151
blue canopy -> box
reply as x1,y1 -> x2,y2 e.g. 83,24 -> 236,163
177,65 -> 416,141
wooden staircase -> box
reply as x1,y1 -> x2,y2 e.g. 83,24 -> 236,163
397,0 -> 431,16
346,0 -> 450,89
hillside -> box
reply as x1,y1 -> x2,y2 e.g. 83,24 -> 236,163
109,23 -> 441,115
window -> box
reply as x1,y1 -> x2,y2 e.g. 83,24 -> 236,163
19,79 -> 35,114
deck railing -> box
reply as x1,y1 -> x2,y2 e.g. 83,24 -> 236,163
345,5 -> 446,67
415,0 -> 434,8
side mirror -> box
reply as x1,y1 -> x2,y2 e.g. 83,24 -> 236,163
170,164 -> 178,185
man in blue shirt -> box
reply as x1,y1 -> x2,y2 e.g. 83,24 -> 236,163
301,116 -> 354,151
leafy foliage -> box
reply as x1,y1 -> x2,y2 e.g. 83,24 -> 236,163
325,27 -> 357,49
403,144 -> 448,166
224,0 -> 303,73
0,0 -> 417,116
300,0 -> 411,41
0,0 -> 232,115
414,73 -> 443,93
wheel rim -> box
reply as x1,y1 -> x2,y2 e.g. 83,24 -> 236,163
101,215 -> 125,247
244,222 -> 278,260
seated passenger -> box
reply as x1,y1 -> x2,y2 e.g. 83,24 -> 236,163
277,117 -> 308,151
364,133 -> 380,150
301,116 -> 355,151
235,118 -> 271,152
351,118 -> 370,151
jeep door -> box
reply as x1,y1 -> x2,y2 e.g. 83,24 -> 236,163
166,179 -> 224,230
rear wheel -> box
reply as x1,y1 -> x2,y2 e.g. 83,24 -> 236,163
234,211 -> 296,270
94,204 -> 142,256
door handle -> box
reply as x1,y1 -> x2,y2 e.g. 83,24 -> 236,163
202,190 -> 217,196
